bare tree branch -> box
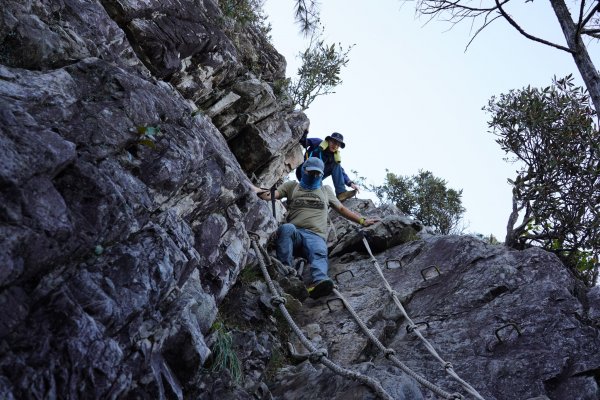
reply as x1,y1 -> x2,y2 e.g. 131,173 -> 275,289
294,0 -> 320,35
576,0 -> 586,36
417,0 -> 504,16
520,232 -> 561,241
494,0 -> 574,52
581,2 -> 600,27
465,14 -> 502,51
413,0 -> 600,118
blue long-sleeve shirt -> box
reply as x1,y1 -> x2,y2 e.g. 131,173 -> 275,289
296,138 -> 352,186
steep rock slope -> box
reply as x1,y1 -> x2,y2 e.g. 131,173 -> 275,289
0,0 -> 300,398
280,203 -> 600,399
1,1 -> 599,400
223,199 -> 600,400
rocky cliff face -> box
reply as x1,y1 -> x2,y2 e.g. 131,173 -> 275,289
275,202 -> 600,400
1,1 -> 599,400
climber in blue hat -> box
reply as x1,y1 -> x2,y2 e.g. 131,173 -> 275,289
252,157 -> 378,299
295,131 -> 360,201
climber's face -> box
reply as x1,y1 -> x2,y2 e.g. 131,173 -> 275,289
327,139 -> 341,152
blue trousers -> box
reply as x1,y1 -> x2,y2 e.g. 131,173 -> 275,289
275,223 -> 329,283
330,163 -> 347,196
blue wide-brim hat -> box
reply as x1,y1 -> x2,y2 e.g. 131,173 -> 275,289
325,132 -> 345,148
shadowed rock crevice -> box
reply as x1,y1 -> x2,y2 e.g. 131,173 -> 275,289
481,285 -> 512,304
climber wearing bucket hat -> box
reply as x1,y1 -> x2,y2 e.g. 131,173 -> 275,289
295,131 -> 359,201
252,157 -> 379,299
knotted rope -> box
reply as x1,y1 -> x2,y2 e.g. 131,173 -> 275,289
249,238 -> 394,400
360,235 -> 486,400
333,288 -> 463,400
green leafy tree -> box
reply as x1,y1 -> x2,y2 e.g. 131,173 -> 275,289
287,28 -> 353,110
373,170 -> 466,235
484,75 -> 600,285
254,2 -> 348,110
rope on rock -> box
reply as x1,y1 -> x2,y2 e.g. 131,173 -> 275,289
360,235 -> 486,400
287,342 -> 328,362
332,288 -> 463,400
249,238 -> 394,400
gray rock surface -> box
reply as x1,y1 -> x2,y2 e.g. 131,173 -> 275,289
0,0 -> 296,398
272,200 -> 600,399
1,1 -> 599,400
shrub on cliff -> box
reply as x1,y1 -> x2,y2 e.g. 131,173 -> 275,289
287,27 -> 353,110
219,0 -> 271,35
484,75 -> 600,285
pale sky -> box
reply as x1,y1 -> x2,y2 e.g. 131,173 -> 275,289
263,0 -> 597,239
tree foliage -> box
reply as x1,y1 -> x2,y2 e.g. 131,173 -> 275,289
287,28 -> 352,110
218,0 -> 271,36
293,0 -> 320,35
413,0 -> 600,114
372,170 -> 466,235
484,75 -> 600,285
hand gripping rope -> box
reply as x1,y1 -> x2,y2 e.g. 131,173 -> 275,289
249,237 -> 394,400
359,232 -> 486,400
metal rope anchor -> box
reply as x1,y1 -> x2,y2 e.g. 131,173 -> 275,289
287,342 -> 328,362
486,322 -> 522,352
270,295 -> 287,307
421,265 -> 441,281
495,322 -> 522,342
326,298 -> 345,312
385,258 -> 403,269
334,269 -> 355,283
407,321 -> 431,334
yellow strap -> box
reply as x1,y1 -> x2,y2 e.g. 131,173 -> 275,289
319,140 -> 342,163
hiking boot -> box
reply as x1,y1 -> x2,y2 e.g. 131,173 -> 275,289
307,279 -> 334,299
337,190 -> 357,201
